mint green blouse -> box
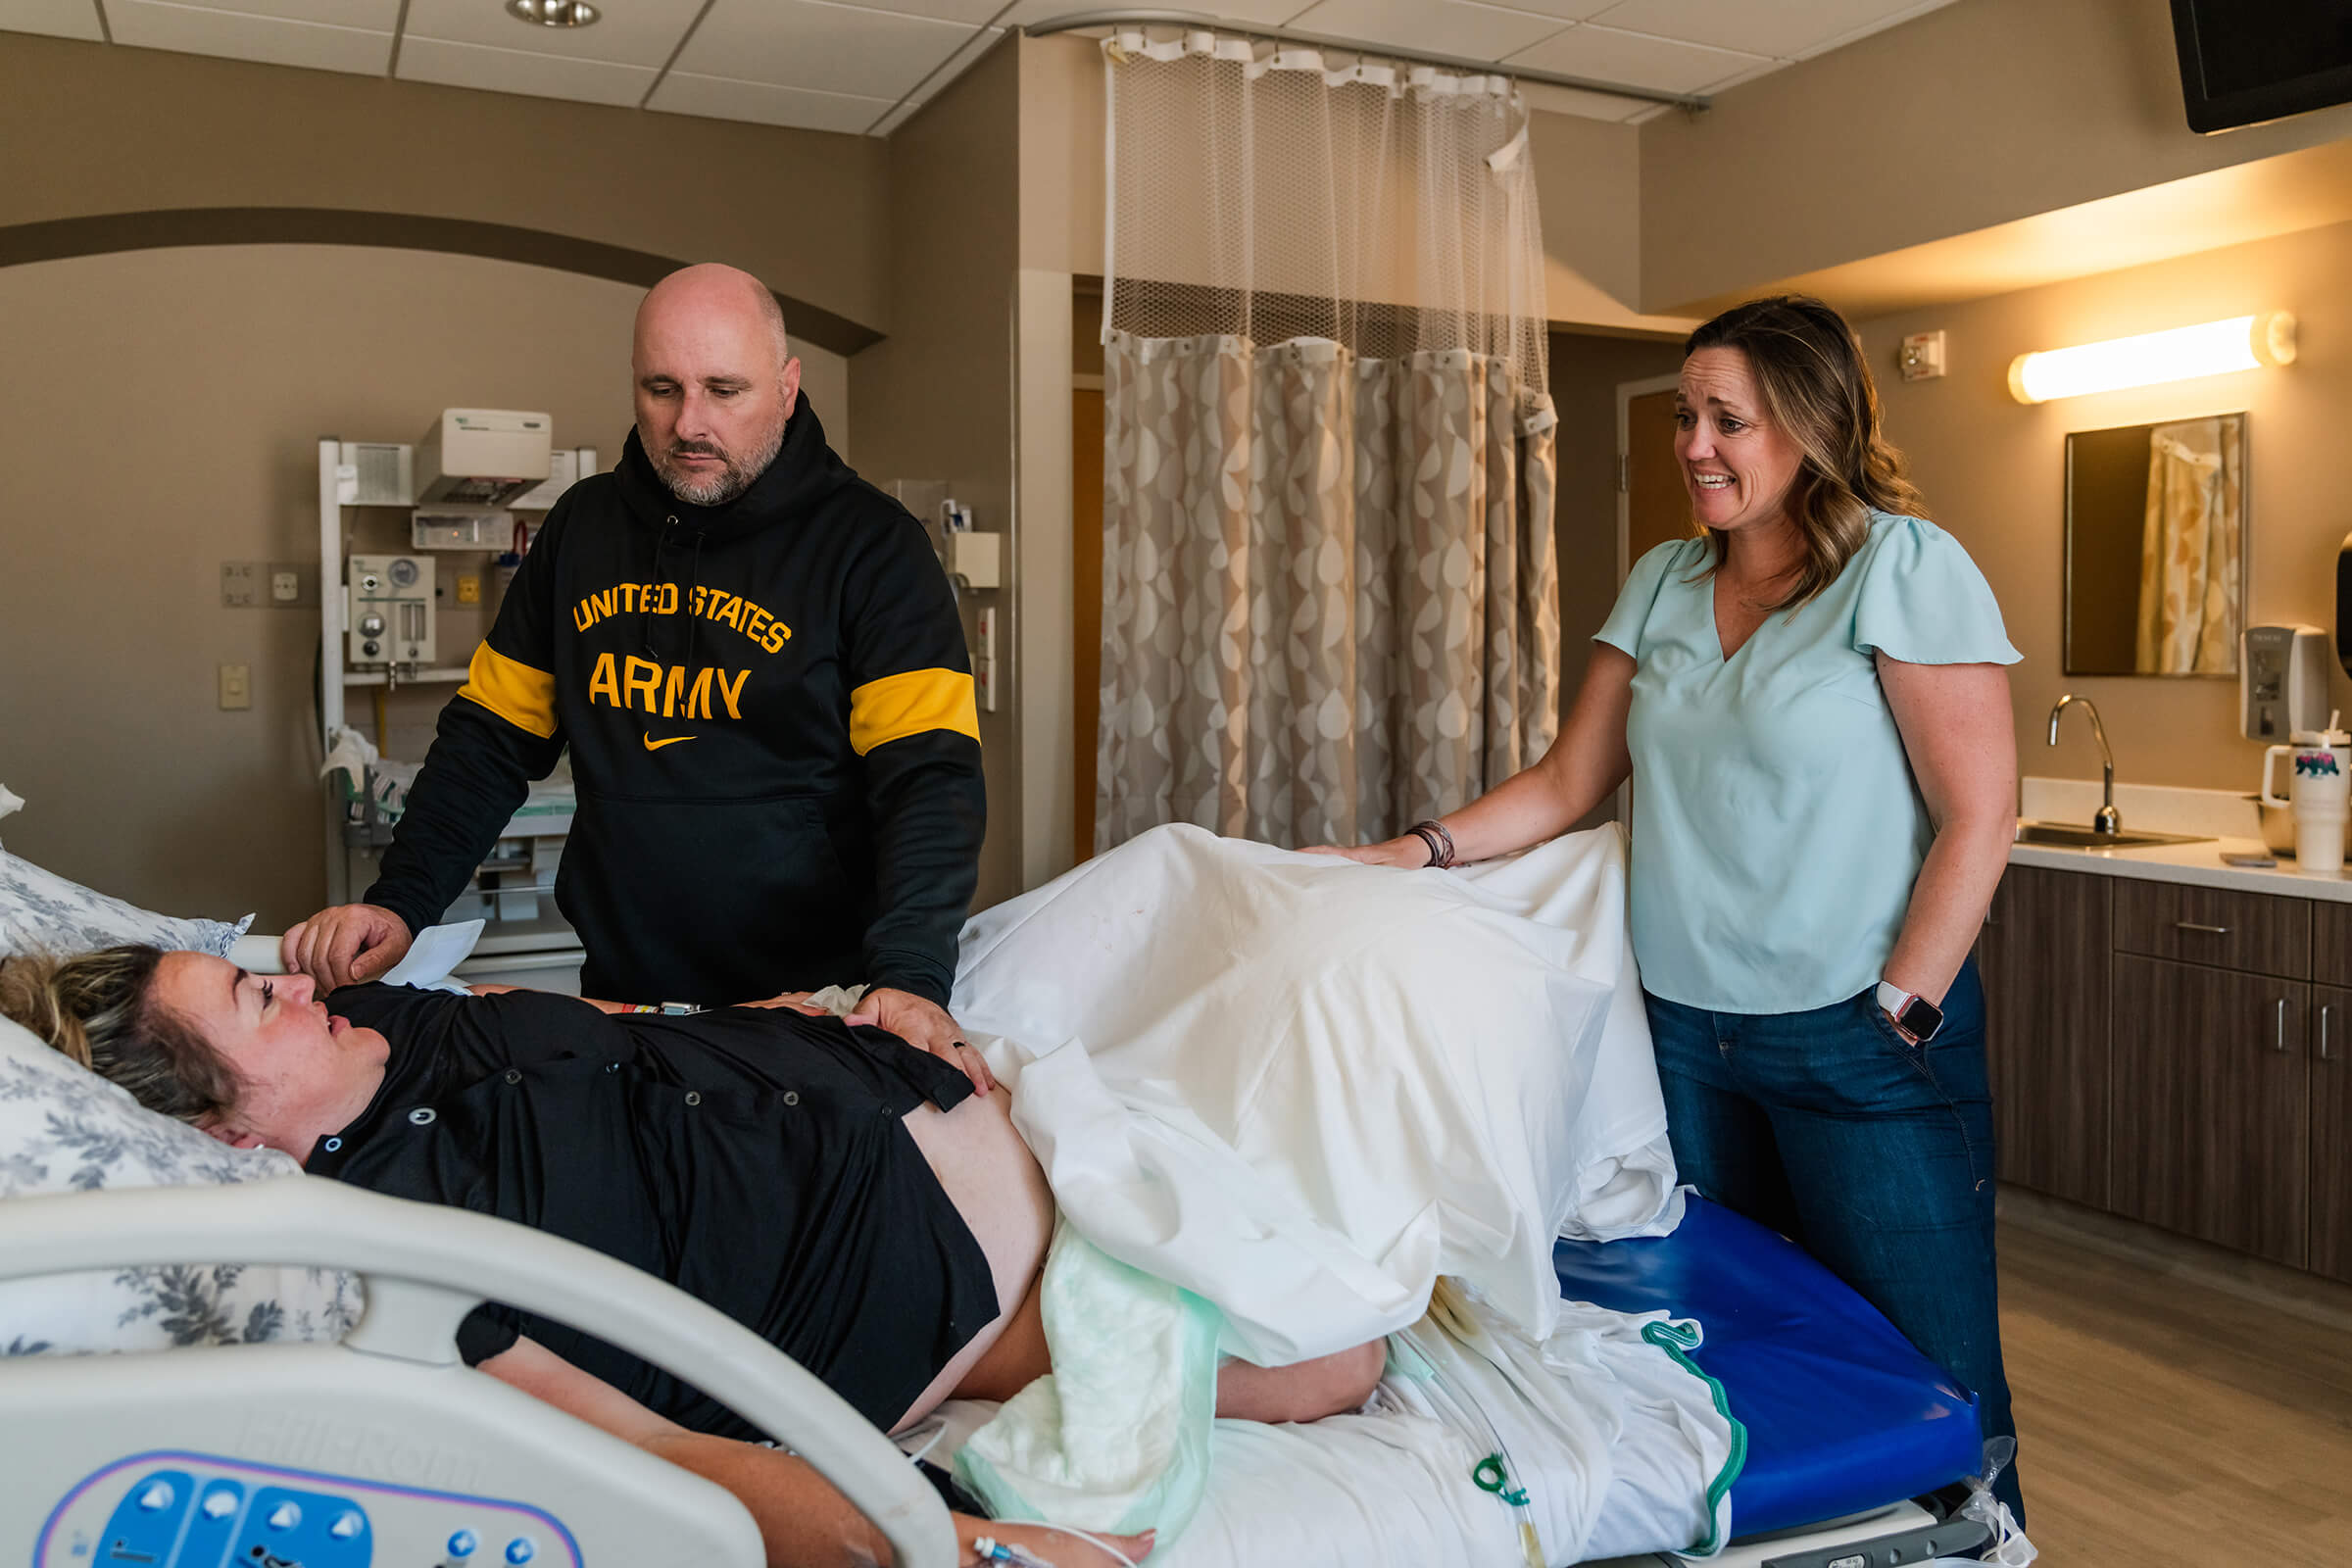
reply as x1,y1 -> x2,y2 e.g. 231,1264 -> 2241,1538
1595,513 -> 2020,1014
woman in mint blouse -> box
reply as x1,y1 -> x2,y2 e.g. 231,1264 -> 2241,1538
1319,296 -> 2026,1524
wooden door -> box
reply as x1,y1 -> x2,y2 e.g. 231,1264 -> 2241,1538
2314,984 -> 2352,1282
2111,954 -> 2310,1265
1072,386 -> 1103,863
1978,865 -> 2112,1207
1624,389 -> 1687,569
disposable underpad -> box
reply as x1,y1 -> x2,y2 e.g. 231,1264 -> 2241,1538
1551,1196 -> 1984,1539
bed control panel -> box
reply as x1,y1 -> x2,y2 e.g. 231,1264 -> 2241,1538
35,1453 -> 577,1568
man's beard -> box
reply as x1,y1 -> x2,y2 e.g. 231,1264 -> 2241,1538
655,416 -> 787,507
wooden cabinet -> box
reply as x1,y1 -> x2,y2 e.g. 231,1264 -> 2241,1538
2314,985 -> 2352,1283
2109,955 -> 2310,1266
2112,879 -> 2310,979
2314,903 -> 2352,989
1980,865 -> 2111,1207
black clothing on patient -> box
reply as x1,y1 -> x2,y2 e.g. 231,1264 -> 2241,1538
311,984 -> 997,1436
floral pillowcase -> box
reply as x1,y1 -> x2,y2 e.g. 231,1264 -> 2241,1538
0,795 -> 356,1353
0,1015 -> 363,1356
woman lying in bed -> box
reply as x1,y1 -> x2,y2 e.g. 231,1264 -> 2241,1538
0,946 -> 1389,1568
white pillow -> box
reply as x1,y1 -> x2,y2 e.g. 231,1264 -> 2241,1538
0,848 -> 252,960
0,1014 -> 361,1356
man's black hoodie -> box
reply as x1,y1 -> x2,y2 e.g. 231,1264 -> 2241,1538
366,399 -> 984,1007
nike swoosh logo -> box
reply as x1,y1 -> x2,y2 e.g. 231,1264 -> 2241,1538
643,733 -> 697,751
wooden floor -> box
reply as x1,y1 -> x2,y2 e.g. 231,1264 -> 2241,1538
2000,1213 -> 2352,1565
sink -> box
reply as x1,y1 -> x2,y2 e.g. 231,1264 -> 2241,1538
2014,821 -> 2213,849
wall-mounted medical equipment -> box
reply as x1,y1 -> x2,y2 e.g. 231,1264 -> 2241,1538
413,508 -> 512,552
2241,623 -> 2328,741
946,530 -> 1002,590
332,441 -> 415,507
347,555 -> 436,666
2008,313 -> 2296,404
416,409 -> 553,507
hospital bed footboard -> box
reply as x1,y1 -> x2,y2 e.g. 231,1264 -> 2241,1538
0,1177 -> 959,1567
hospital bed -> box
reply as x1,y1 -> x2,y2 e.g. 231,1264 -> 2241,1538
0,1177 -> 1997,1567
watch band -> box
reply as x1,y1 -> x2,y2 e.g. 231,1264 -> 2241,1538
1874,981 -> 1942,1041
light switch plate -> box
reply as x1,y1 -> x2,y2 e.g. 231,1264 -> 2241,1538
218,663 -> 252,710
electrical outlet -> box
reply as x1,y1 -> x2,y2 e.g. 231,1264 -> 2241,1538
456,572 -> 482,605
218,663 -> 251,710
271,569 -> 299,602
220,562 -> 261,608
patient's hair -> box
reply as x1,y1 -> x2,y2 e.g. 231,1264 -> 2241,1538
0,945 -> 242,1125
1685,294 -> 1927,612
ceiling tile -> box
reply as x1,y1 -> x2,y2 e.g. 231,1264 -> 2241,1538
106,0 -> 391,74
1474,0 -> 1616,20
1507,22 -> 1763,94
0,0 -> 104,41
1790,0 -> 1957,61
403,0 -> 703,68
650,71 -> 893,133
896,20 -> 1000,102
676,0 -> 973,102
1282,0 -> 1564,64
117,0 -> 398,21
1584,0 -> 1927,60
1000,0 -> 1309,25
848,0 -> 1015,24
397,32 -> 654,106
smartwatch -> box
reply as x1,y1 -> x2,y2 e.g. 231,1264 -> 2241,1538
1874,981 -> 1943,1042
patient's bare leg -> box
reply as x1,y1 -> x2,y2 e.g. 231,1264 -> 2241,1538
952,1268 -> 1387,1425
893,1083 -> 1055,1433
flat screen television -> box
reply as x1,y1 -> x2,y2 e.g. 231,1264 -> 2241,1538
2170,0 -> 2352,133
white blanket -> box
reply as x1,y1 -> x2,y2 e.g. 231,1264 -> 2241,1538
956,823 -> 1678,1366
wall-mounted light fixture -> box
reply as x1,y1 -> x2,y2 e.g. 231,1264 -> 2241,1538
2007,312 -> 2296,404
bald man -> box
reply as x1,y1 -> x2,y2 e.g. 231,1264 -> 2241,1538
288,264 -> 989,1080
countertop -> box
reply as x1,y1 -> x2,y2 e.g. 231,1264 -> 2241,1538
2011,776 -> 2352,903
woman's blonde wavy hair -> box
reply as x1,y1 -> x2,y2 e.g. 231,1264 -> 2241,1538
0,945 -> 241,1125
1685,294 -> 1927,612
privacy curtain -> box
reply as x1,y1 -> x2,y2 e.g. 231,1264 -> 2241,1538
1096,30 -> 1560,852
2134,416 -> 2241,675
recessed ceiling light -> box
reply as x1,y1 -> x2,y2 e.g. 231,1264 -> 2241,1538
506,0 -> 600,26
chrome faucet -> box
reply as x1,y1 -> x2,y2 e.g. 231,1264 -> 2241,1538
2047,694 -> 2121,836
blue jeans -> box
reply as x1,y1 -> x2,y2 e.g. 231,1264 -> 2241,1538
1644,959 -> 2024,1527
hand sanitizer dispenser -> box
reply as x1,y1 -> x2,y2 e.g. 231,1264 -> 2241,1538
2242,624 -> 2329,742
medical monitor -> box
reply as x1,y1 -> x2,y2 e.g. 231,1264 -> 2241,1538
2170,0 -> 2352,133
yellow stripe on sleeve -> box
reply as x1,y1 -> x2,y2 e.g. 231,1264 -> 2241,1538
456,643 -> 560,739
849,667 -> 980,756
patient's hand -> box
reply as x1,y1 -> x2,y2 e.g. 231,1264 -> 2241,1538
1298,837 -> 1431,868
282,904 -> 414,992
850,987 -> 994,1096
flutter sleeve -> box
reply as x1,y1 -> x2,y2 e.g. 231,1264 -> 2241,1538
1593,538 -> 1692,660
1852,514 -> 2022,666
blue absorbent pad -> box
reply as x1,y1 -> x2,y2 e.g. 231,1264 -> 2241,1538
1552,1196 -> 1983,1540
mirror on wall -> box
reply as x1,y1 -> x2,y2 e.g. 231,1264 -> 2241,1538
2064,412 -> 2246,677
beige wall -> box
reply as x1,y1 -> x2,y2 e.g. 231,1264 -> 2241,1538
1857,218 -> 2352,796
0,30 -> 892,344
1641,0 -> 2352,316
0,244 -> 841,929
846,38 -> 1025,910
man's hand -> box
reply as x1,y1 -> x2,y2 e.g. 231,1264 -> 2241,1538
848,987 -> 993,1095
281,905 -> 414,993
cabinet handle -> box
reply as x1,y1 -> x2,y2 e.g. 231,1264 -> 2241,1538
2176,921 -> 2230,935
2325,1005 -> 2336,1063
2276,998 -> 2289,1053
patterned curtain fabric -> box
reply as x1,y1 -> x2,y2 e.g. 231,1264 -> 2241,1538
2134,416 -> 2242,675
1097,334 -> 1559,850
1096,31 -> 1557,852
